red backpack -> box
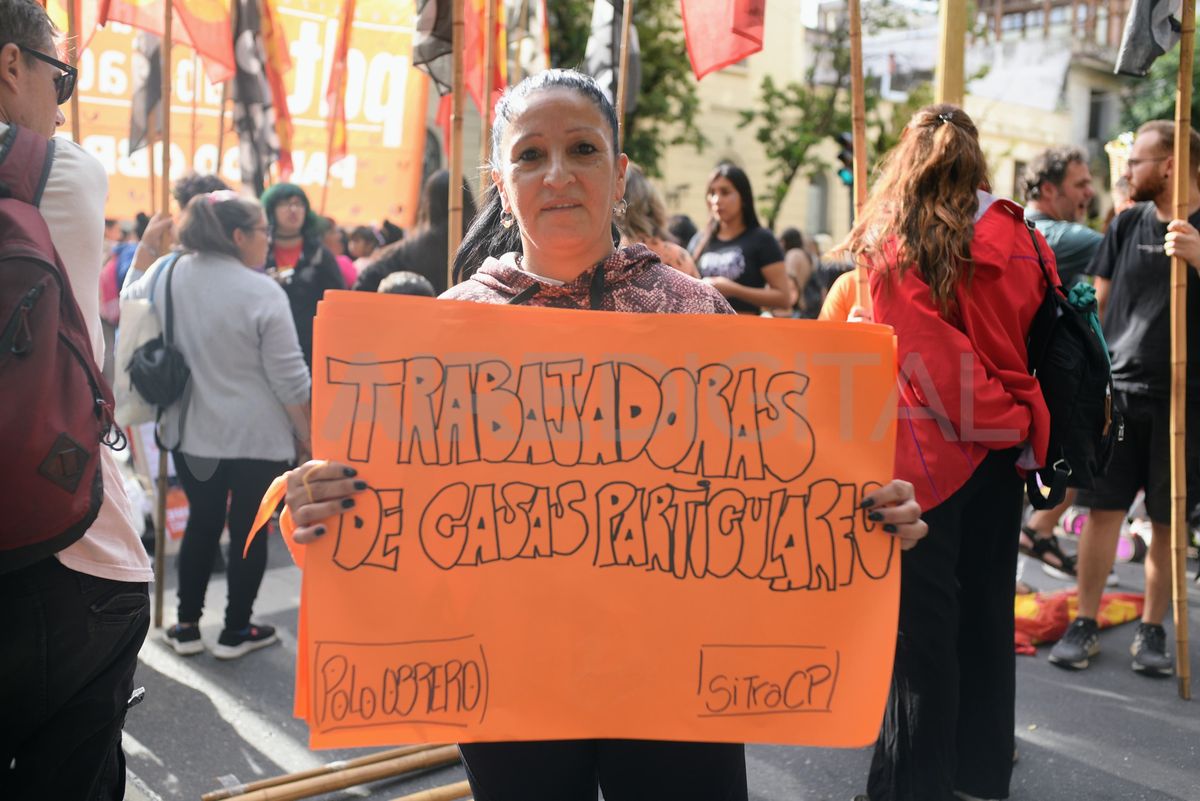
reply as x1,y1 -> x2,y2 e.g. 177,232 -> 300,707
0,124 -> 123,574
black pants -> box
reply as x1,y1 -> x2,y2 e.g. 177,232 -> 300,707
868,449 -> 1022,801
0,557 -> 150,800
458,739 -> 748,801
174,454 -> 289,631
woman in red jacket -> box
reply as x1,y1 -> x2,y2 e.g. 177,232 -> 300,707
843,105 -> 1052,801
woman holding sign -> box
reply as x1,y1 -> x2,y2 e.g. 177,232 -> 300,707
282,70 -> 928,801
840,106 -> 1053,801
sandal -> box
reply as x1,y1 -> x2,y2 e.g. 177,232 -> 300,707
1018,525 -> 1077,578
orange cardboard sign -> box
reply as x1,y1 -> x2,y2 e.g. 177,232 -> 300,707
296,292 -> 899,748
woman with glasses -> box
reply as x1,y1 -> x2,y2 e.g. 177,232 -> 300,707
124,192 -> 312,660
260,183 -> 345,368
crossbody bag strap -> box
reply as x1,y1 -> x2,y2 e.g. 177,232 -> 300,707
162,252 -> 183,345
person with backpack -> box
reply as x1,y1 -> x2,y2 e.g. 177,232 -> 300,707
839,105 -> 1053,801
1015,146 -> 1106,581
274,70 -> 928,801
1048,120 -> 1200,677
0,1 -> 152,796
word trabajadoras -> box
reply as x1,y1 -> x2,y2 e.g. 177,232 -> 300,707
325,357 -> 816,480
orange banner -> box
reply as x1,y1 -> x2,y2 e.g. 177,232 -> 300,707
294,293 -> 901,748
61,1 -> 427,228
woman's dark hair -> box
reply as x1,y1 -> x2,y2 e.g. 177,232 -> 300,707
690,163 -> 761,259
453,69 -> 620,284
362,169 -> 477,295
779,226 -> 806,253
349,225 -> 379,250
173,173 -> 231,210
667,214 -> 697,248
177,192 -> 263,261
260,182 -> 320,241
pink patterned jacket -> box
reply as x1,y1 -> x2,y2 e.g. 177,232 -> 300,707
440,243 -> 734,315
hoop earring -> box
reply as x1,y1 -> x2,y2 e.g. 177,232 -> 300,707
612,199 -> 628,217
500,209 -> 516,229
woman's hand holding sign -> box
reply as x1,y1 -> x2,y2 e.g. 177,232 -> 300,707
286,460 -> 369,544
859,480 -> 926,551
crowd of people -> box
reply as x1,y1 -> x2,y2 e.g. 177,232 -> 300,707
3,0 -> 1199,799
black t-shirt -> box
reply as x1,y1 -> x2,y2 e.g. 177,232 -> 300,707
1087,202 -> 1200,399
693,226 -> 785,314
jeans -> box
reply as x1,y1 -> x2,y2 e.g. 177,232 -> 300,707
0,557 -> 150,800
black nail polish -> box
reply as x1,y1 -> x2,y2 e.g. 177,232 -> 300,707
883,524 -> 897,533
343,467 -> 358,478
353,480 -> 368,491
314,526 -> 327,537
341,498 -> 356,509
868,511 -> 884,522
859,497 -> 876,509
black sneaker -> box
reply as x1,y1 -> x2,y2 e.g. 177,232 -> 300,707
162,623 -> 204,656
1131,622 -> 1174,677
213,624 -> 279,660
1048,617 -> 1100,669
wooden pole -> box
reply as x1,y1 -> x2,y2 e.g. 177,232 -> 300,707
615,0 -> 635,151
448,0 -> 466,289
191,51 -> 201,161
935,0 -> 967,105
66,0 -> 81,142
386,780 -> 472,801
219,745 -> 461,801
1169,0 -> 1195,702
148,125 -> 157,220
480,0 -> 495,182
201,746 -> 445,801
161,4 -> 173,216
994,0 -> 1005,41
848,0 -> 869,310
216,79 -> 230,176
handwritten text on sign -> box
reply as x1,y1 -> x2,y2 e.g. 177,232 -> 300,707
298,293 -> 899,748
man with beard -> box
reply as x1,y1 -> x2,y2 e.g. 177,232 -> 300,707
1049,121 -> 1200,677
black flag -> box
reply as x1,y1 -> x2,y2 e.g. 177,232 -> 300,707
414,0 -> 454,95
232,0 -> 281,195
1115,0 -> 1183,76
128,32 -> 162,157
584,0 -> 641,116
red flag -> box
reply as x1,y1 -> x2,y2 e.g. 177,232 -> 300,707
680,0 -> 766,81
464,0 -> 507,123
324,0 -> 355,166
102,0 -> 235,83
260,0 -> 293,179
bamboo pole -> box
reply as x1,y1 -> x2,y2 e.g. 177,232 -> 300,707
448,0 -> 466,289
161,3 -> 173,214
216,79 -> 230,176
935,0 -> 967,105
201,746 -> 445,801
191,51 -> 201,161
848,0 -> 869,310
615,0 -> 635,151
66,0 -> 80,142
480,0 -> 495,179
219,745 -> 461,801
1169,0 -> 1195,702
387,779 -> 473,801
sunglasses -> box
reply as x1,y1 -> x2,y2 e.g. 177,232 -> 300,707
16,44 -> 77,105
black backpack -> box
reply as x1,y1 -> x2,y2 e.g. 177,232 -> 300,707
1024,220 -> 1120,510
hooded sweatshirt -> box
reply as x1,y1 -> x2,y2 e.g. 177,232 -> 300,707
441,243 -> 733,315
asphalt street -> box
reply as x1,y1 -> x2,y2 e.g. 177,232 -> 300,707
124,540 -> 1200,801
